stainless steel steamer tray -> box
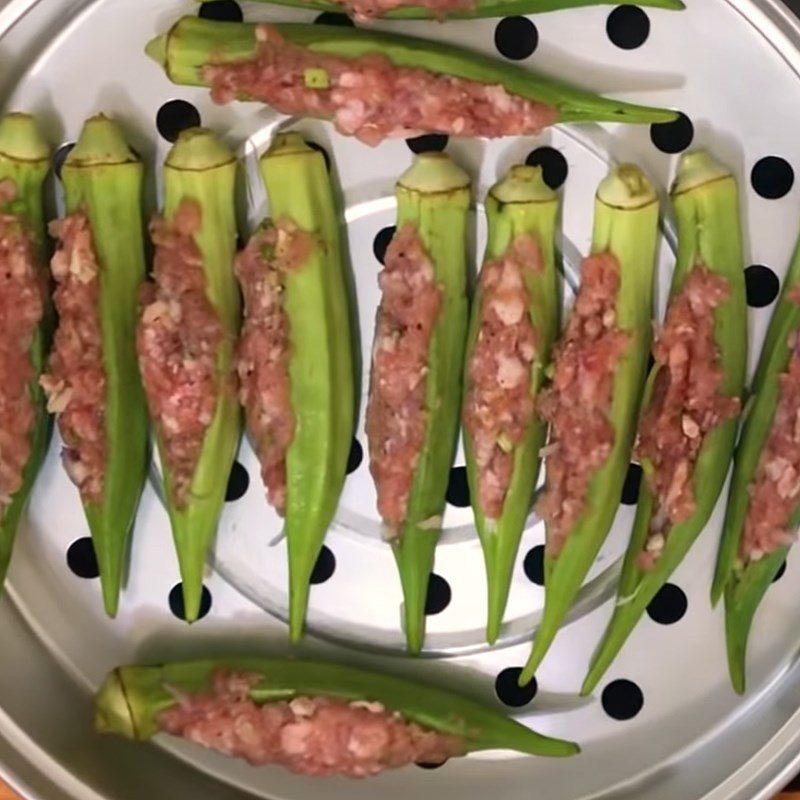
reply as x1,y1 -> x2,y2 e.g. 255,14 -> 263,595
4,0 -> 800,798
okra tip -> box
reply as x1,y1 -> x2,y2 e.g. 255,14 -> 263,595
145,34 -> 168,70
66,114 -> 138,168
490,165 -> 556,205
672,150 -> 733,195
597,163 -> 657,210
166,127 -> 235,171
0,112 -> 49,162
398,152 -> 470,195
94,669 -> 137,739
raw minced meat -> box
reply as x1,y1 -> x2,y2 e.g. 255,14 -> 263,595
536,253 -> 630,556
157,669 -> 465,776
636,267 -> 740,570
367,224 -> 441,529
204,25 -> 558,147
332,0 -> 473,23
137,200 -> 225,507
740,289 -> 800,564
463,234 -> 541,519
40,212 -> 106,504
0,185 -> 44,512
236,217 -> 313,514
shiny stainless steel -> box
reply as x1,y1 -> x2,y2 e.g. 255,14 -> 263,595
2,1 -> 800,799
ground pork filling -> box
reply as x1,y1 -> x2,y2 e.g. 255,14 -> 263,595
204,25 -> 558,147
536,253 -> 630,557
367,224 -> 442,529
463,234 -> 542,520
236,218 -> 313,515
636,266 -> 740,570
740,290 -> 800,564
333,0 -> 474,22
0,184 -> 44,514
40,213 -> 106,504
137,200 -> 224,507
157,669 -> 465,776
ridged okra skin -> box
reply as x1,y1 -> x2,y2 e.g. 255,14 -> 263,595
0,113 -> 52,590
145,17 -> 678,126
158,129 -> 242,623
462,165 -> 560,644
582,152 -> 746,696
95,657 -> 579,757
197,0 -> 684,20
257,133 -> 355,643
519,165 -> 659,685
60,116 -> 149,618
711,223 -> 800,695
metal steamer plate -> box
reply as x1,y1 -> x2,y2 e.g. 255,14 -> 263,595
2,1 -> 800,799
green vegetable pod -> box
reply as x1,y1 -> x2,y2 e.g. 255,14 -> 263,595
244,133 -> 354,642
142,128 -> 241,622
45,115 -> 149,617
95,656 -> 579,761
366,153 -> 469,654
518,164 -> 659,686
710,229 -> 800,695
145,17 -> 678,132
197,0 -> 684,22
462,165 -> 559,644
582,152 -> 746,697
0,113 -> 52,590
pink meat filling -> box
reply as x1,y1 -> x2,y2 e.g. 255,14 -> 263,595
157,670 -> 465,777
367,224 -> 441,528
0,182 -> 44,510
236,218 -> 313,514
204,25 -> 558,147
636,267 -> 740,570
137,200 -> 224,507
536,253 -> 630,556
463,234 -> 541,519
740,290 -> 800,563
40,213 -> 106,504
333,0 -> 473,22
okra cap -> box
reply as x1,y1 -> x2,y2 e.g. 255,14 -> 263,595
671,150 -> 732,195
65,115 -> 138,167
165,127 -> 236,171
94,670 -> 137,740
0,113 -> 50,163
596,163 -> 657,209
489,164 -> 556,204
398,152 -> 470,195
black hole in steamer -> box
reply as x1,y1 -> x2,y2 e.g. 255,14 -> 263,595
495,667 -> 538,707
198,1 -> 244,22
650,112 -> 694,154
446,466 -> 470,507
310,546 -> 337,585
606,6 -> 650,50
346,438 -> 363,474
169,583 -> 213,621
751,156 -> 795,200
225,461 -> 249,501
523,545 -> 545,586
494,16 -> 539,61
646,582 -> 687,625
525,146 -> 568,190
425,573 -> 452,615
406,134 -> 449,154
66,537 -> 99,579
745,265 -> 780,308
601,679 -> 644,720
156,100 -> 201,144
373,226 -> 396,265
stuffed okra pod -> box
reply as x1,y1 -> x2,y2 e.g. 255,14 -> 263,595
236,133 -> 354,642
711,227 -> 800,694
366,153 -> 469,654
137,128 -> 241,622
582,152 -> 746,696
41,116 -> 148,617
518,164 -> 659,685
146,18 -> 677,148
462,166 -> 559,644
95,656 -> 579,773
0,113 -> 51,590
201,0 -> 684,24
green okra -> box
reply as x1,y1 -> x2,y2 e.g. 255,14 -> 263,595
710,227 -> 800,695
371,153 -> 469,654
145,17 -> 678,127
0,113 -> 52,590
198,0 -> 684,22
156,129 -> 242,622
59,116 -> 149,617
95,656 -> 579,757
582,152 -> 746,696
256,133 -> 355,643
462,166 -> 559,644
519,165 -> 659,686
